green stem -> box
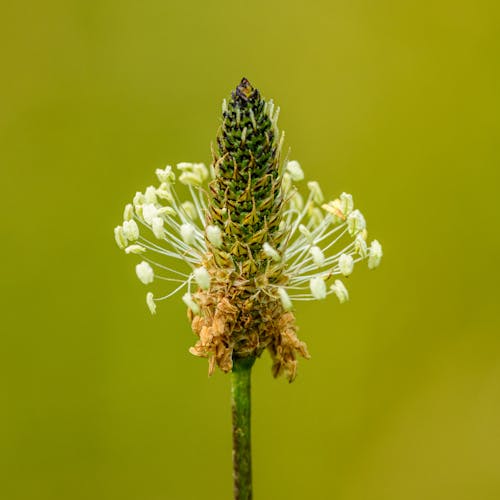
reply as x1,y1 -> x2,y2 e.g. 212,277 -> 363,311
231,356 -> 255,500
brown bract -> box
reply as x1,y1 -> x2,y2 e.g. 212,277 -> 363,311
188,269 -> 310,382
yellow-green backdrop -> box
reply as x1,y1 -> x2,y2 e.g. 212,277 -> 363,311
1,1 -> 499,499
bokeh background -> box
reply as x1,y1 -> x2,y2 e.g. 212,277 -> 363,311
2,1 -> 499,499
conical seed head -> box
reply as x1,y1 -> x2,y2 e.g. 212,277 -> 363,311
209,78 -> 284,275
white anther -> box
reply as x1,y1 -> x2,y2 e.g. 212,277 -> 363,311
309,246 -> 325,267
347,209 -> 366,236
355,233 -> 368,258
340,192 -> 354,216
144,186 -> 158,204
338,254 -> 354,276
310,277 -> 327,300
146,292 -> 156,314
123,219 -> 139,241
123,204 -> 134,221
182,201 -> 197,220
142,203 -> 158,225
307,181 -> 324,204
309,207 -> 324,227
114,226 -> 127,249
157,206 -> 177,218
290,192 -> 304,211
133,191 -> 145,208
299,224 -> 314,243
263,242 -> 281,262
156,185 -> 174,202
182,293 -> 200,314
206,225 -> 222,248
193,266 -> 211,290
179,172 -> 202,186
278,287 -> 293,311
155,165 -> 175,184
180,223 -> 196,245
152,217 -> 165,239
125,244 -> 146,254
368,240 -> 383,269
331,280 -> 349,304
193,163 -> 209,181
286,161 -> 304,181
136,261 -> 154,284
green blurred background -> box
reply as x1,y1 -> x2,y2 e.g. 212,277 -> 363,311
1,1 -> 499,499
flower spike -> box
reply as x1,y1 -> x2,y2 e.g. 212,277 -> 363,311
113,78 -> 382,381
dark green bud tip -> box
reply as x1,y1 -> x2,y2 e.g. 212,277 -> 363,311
232,78 -> 260,106
209,78 -> 284,274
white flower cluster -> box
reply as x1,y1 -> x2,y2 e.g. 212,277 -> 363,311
114,161 -> 382,314
264,160 -> 382,310
114,163 -> 216,314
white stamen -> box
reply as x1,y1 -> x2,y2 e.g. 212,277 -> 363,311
347,209 -> 366,236
338,253 -> 354,276
286,160 -> 304,181
144,186 -> 158,204
182,201 -> 197,220
125,244 -> 146,254
177,162 -> 208,186
123,204 -> 134,221
155,165 -> 175,184
136,261 -> 154,284
146,292 -> 156,314
157,206 -> 177,218
156,186 -> 174,202
340,192 -> 354,216
179,172 -> 202,186
182,293 -> 200,314
290,192 -> 304,211
298,224 -> 314,243
152,217 -> 165,239
355,233 -> 368,257
310,277 -> 327,300
123,219 -> 139,241
193,266 -> 211,290
133,191 -> 145,208
176,162 -> 193,170
307,181 -> 324,204
368,240 -> 383,269
309,246 -> 325,266
142,204 -> 158,225
180,223 -> 196,245
309,207 -> 324,227
331,280 -> 349,303
193,163 -> 209,181
206,225 -> 222,248
263,242 -> 281,262
114,226 -> 127,249
278,287 -> 293,311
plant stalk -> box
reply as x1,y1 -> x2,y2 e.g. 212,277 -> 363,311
231,356 -> 255,500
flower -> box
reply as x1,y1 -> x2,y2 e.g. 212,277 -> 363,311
114,78 -> 382,381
